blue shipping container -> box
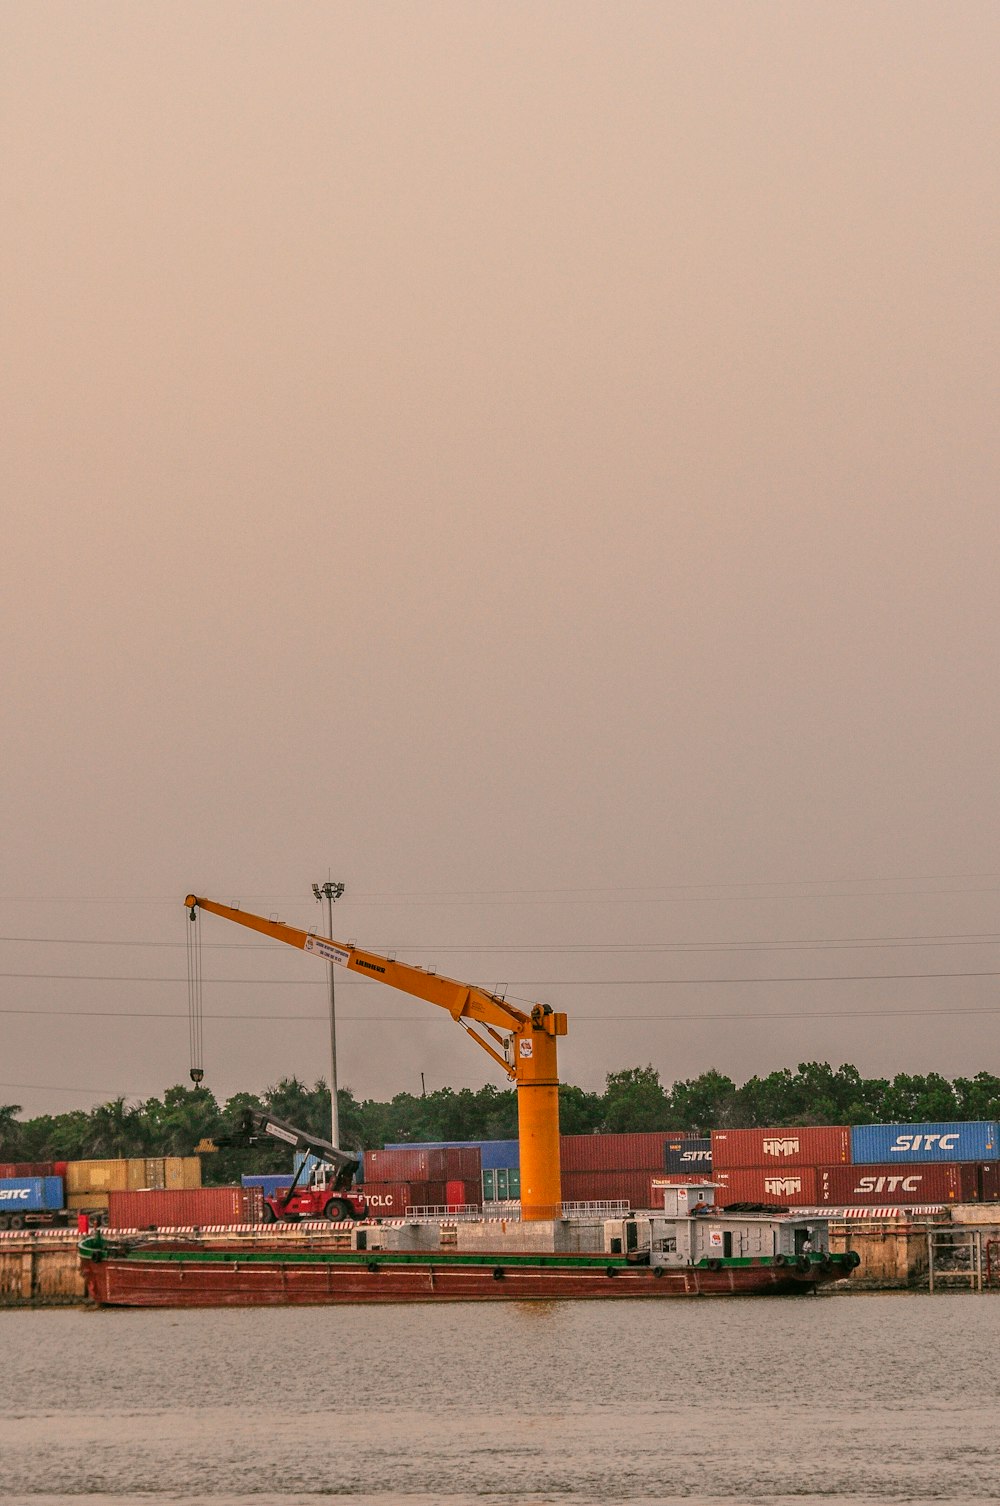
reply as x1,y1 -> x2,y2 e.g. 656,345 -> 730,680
0,1176 -> 64,1213
665,1138 -> 712,1173
851,1121 -> 1000,1164
241,1174 -> 294,1197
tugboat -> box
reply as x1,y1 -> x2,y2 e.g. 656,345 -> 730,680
79,1185 -> 860,1306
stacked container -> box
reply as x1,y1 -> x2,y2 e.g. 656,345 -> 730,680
64,1157 -> 201,1214
710,1128 -> 851,1208
710,1121 -> 1000,1209
361,1144 -> 482,1213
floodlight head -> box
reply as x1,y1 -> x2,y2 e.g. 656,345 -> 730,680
311,883 -> 322,900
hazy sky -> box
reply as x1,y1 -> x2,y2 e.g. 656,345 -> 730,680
3,3 -> 999,1120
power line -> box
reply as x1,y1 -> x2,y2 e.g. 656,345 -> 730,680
3,930 -> 1000,954
3,1002 -> 1000,1023
4,969 -> 1000,985
4,874 -> 1000,904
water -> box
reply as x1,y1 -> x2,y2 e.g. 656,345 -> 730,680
2,1293 -> 999,1504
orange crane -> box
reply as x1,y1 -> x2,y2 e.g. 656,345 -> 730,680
184,895 -> 567,1221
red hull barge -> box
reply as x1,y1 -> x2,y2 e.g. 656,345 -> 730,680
79,1234 -> 856,1306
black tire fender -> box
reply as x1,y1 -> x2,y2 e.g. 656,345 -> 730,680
707,1258 -> 723,1272
606,1265 -> 617,1278
796,1255 -> 811,1273
653,1266 -> 665,1279
772,1252 -> 786,1267
492,1267 -> 505,1280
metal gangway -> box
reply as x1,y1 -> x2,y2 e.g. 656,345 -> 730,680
927,1225 -> 1000,1292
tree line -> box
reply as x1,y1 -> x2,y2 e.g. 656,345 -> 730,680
4,1062 -> 1000,1184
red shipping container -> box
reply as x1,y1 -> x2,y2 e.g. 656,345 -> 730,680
713,1167 -> 818,1206
559,1133 -> 675,1173
361,1180 -> 447,1216
816,1162 -> 979,1206
0,1162 -> 57,1178
561,1169 -> 660,1208
445,1179 -> 481,1208
711,1127 -> 850,1169
107,1186 -> 251,1229
363,1147 -> 480,1183
980,1163 -> 1000,1202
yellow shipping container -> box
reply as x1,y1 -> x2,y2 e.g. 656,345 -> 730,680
66,1191 -> 109,1211
65,1159 -> 129,1194
165,1156 -> 202,1190
127,1159 -> 154,1190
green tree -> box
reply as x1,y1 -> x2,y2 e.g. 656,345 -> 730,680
601,1066 -> 670,1132
0,1104 -> 24,1159
666,1069 -> 737,1132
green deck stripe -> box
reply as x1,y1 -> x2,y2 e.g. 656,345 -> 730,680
79,1238 -> 851,1274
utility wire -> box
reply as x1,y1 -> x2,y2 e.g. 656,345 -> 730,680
4,1003 -> 1000,1023
3,969 -> 1000,985
3,931 -> 1000,954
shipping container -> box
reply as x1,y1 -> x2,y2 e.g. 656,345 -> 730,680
482,1167 -> 521,1201
0,1162 -> 57,1178
712,1167 -> 818,1206
711,1127 -> 851,1169
165,1156 -> 202,1190
107,1186 -> 252,1229
816,1162 -> 978,1205
0,1176 -> 65,1213
445,1179 -> 481,1208
65,1160 -> 130,1194
560,1170 -> 660,1208
67,1191 -> 109,1213
360,1181 -> 447,1217
363,1147 -> 481,1184
665,1138 -> 712,1174
241,1174 -> 294,1198
979,1163 -> 1000,1202
850,1121 -> 999,1164
559,1133 -> 675,1173
66,1156 -> 202,1196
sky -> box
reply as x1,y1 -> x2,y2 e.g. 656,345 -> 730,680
3,3 -> 999,1121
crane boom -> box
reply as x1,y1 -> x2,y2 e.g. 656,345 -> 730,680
184,894 -> 566,1220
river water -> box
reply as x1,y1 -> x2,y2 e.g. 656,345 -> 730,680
2,1293 -> 998,1504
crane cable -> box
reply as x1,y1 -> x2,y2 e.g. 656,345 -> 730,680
186,904 -> 204,1087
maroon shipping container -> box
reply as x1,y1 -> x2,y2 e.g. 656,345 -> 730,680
363,1147 -> 481,1183
361,1181 -> 447,1216
0,1162 -> 57,1178
559,1133 -> 676,1173
107,1186 -> 252,1229
561,1170 -> 661,1208
817,1162 -> 979,1206
980,1163 -> 1000,1202
713,1167 -> 818,1206
711,1127 -> 850,1170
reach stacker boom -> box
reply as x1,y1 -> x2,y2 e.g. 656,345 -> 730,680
185,894 -> 567,1220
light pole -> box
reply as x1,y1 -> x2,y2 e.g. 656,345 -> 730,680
312,879 -> 346,1146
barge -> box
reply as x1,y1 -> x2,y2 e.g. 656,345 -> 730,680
79,1191 -> 860,1306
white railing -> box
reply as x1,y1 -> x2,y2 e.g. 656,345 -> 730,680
402,1204 -> 481,1221
561,1200 -> 630,1218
